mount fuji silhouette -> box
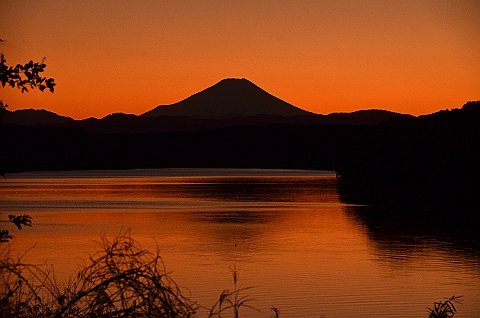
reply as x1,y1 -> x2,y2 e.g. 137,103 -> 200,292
142,78 -> 313,118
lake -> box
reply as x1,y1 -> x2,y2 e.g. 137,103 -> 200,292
1,168 -> 479,317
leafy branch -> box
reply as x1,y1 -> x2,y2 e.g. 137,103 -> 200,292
0,215 -> 32,243
0,53 -> 56,93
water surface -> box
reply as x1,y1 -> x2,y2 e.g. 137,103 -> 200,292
1,169 -> 479,317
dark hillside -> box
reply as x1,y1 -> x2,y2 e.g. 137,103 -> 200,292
336,103 -> 480,211
3,109 -> 73,126
0,123 -> 352,172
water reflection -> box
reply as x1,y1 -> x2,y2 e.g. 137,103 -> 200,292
140,176 -> 339,203
344,205 -> 480,270
1,169 -> 480,317
192,211 -> 274,224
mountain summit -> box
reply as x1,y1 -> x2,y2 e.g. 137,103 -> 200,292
142,78 -> 313,118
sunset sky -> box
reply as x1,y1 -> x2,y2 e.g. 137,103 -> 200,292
1,0 -> 479,119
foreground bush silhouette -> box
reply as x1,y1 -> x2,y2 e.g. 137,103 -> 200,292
428,296 -> 462,318
207,265 -> 259,318
0,233 -> 197,318
1,232 -> 463,318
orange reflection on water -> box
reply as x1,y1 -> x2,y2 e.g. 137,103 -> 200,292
2,170 -> 479,318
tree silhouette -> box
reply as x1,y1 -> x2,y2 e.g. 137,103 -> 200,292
0,53 -> 56,122
0,52 -> 56,242
0,100 -> 7,122
461,100 -> 480,110
0,53 -> 56,93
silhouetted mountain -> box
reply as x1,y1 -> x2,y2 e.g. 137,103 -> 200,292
3,108 -> 411,134
321,109 -> 410,125
142,78 -> 314,118
2,109 -> 73,126
4,109 -> 411,134
2,78 -> 412,132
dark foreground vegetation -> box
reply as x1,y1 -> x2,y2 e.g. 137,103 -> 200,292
1,233 -> 197,318
0,233 -> 462,318
0,233 -> 261,318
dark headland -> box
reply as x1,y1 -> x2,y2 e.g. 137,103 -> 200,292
1,79 -> 479,224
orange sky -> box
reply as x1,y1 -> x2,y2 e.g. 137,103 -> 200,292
1,0 -> 479,119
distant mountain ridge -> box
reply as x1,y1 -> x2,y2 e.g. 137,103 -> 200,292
3,109 -> 412,134
2,109 -> 73,126
2,78 -> 413,133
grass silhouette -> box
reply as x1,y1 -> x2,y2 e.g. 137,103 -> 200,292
428,296 -> 462,318
1,232 -> 197,318
1,232 -> 463,317
207,265 -> 259,318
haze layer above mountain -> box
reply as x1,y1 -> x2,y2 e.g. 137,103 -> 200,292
142,78 -> 314,118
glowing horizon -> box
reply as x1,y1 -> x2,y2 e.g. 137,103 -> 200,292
1,0 -> 479,120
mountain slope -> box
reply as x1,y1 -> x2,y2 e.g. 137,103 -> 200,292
2,109 -> 73,126
142,78 -> 313,118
